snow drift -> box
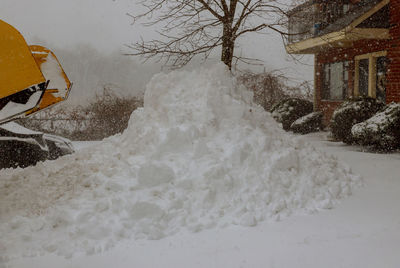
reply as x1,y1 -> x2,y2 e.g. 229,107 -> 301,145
0,64 -> 360,260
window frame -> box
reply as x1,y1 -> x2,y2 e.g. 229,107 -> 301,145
354,50 -> 387,99
322,60 -> 349,101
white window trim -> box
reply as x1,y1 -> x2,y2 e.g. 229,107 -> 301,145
354,50 -> 387,98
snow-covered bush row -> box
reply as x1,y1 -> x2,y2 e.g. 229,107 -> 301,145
0,64 -> 360,261
330,97 -> 385,144
291,111 -> 324,134
271,98 -> 313,130
352,103 -> 400,151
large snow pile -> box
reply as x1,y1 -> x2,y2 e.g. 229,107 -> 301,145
0,64 -> 360,261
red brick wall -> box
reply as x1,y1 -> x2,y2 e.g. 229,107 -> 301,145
314,0 -> 400,125
318,101 -> 342,126
387,0 -> 400,103
315,40 -> 388,125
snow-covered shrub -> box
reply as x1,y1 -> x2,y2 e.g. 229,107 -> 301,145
271,98 -> 313,130
290,111 -> 324,134
330,97 -> 385,144
351,103 -> 400,151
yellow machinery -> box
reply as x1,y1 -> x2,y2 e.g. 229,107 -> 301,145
28,45 -> 72,115
0,19 -> 72,124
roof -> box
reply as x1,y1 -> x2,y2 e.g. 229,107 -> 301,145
286,0 -> 390,54
318,0 -> 382,36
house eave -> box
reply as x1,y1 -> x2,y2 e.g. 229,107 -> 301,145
286,0 -> 390,54
285,28 -> 390,54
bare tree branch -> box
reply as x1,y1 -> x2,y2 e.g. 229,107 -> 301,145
129,0 -> 289,69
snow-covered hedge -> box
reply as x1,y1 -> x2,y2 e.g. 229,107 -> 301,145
352,103 -> 400,151
291,111 -> 324,134
330,97 -> 385,144
271,98 -> 313,131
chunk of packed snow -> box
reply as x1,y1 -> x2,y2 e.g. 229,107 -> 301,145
0,91 -> 43,121
0,121 -> 42,135
0,64 -> 360,261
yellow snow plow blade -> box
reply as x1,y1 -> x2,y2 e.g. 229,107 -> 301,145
26,45 -> 72,115
0,20 -> 47,123
0,20 -> 45,98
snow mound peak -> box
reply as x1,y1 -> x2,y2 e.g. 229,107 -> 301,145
0,64 -> 360,260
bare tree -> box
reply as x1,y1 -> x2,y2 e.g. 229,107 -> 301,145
127,0 -> 288,70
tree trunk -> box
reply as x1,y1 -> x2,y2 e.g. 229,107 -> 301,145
221,23 -> 235,70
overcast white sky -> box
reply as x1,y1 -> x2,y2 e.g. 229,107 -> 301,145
1,0 -> 313,83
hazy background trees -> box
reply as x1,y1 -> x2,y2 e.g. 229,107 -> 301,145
17,43 -> 151,140
238,70 -> 312,111
48,44 -> 158,107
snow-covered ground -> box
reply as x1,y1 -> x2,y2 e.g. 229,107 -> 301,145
4,133 -> 400,268
1,65 -> 399,267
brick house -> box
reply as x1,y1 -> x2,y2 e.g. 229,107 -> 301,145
286,0 -> 400,125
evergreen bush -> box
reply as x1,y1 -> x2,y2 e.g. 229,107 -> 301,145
291,111 -> 324,134
352,103 -> 400,151
330,97 -> 385,144
271,98 -> 313,131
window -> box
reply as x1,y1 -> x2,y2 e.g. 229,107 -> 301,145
343,4 -> 350,14
354,51 -> 387,102
322,61 -> 349,100
376,56 -> 388,102
358,59 -> 369,97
